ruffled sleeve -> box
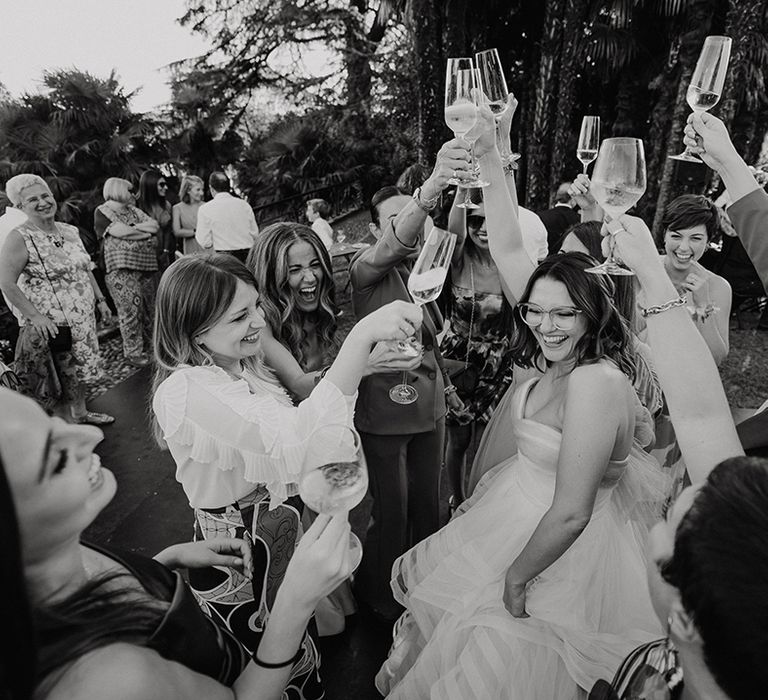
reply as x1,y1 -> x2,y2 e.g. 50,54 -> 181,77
153,366 -> 356,507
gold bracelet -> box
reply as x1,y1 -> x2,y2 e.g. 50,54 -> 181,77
639,296 -> 687,318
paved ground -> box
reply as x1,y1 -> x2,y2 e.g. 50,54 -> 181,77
84,367 -> 392,699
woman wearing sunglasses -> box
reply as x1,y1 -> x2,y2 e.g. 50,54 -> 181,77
438,198 -> 516,509
377,103 -> 667,699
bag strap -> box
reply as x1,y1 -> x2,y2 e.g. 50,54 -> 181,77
25,227 -> 71,326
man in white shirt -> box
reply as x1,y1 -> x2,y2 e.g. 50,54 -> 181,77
195,172 -> 259,262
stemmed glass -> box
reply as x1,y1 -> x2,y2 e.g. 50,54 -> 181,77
577,116 -> 600,173
300,424 -> 368,571
669,36 -> 732,162
389,227 -> 457,404
587,138 -> 647,276
475,48 -> 520,166
445,59 -> 488,192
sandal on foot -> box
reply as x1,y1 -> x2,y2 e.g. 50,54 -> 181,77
72,411 -> 115,426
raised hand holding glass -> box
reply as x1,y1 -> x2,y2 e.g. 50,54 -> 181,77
669,36 -> 731,162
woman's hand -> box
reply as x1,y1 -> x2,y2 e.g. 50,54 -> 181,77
682,262 -> 711,308
363,340 -> 423,376
155,538 -> 252,574
683,112 -> 740,173
471,102 -> 499,158
28,312 -> 58,341
278,513 -> 352,612
446,390 -> 468,416
135,219 -> 160,235
568,174 -> 597,211
356,300 -> 423,346
602,215 -> 663,280
494,92 -> 518,160
503,573 -> 530,618
96,300 -> 113,325
425,138 -> 473,193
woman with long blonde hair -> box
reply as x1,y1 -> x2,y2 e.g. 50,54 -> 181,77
151,252 -> 421,698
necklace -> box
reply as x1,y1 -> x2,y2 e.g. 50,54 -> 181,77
32,221 -> 64,247
464,262 -> 476,371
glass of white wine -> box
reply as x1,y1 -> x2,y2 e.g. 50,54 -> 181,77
669,35 -> 731,162
389,227 -> 457,404
299,424 -> 368,572
588,137 -> 646,276
577,116 -> 600,173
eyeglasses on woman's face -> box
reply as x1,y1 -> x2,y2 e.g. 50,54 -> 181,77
158,181 -> 168,189
517,303 -> 583,331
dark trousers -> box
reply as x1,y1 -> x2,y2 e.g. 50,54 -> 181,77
217,248 -> 250,263
355,419 -> 445,618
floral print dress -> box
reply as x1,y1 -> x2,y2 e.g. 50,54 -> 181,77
14,222 -> 102,404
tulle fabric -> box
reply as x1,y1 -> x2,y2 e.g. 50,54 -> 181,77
376,378 -> 667,699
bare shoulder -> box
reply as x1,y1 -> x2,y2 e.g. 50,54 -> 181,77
566,362 -> 628,401
44,643 -> 209,700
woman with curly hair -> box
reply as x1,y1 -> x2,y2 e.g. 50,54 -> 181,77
247,222 -> 420,402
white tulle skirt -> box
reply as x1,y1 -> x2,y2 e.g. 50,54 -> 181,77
376,411 -> 665,699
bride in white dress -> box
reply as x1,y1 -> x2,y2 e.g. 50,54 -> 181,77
376,249 -> 667,695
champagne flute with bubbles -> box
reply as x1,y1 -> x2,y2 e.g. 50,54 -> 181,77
445,59 -> 487,189
669,36 -> 731,162
389,227 -> 457,404
587,138 -> 646,276
300,424 -> 368,571
577,116 -> 600,173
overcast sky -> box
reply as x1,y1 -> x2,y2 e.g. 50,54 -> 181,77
0,0 -> 211,112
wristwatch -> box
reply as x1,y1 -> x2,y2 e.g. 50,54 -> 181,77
413,186 -> 440,213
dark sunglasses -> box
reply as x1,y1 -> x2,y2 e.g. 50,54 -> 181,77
466,215 -> 485,229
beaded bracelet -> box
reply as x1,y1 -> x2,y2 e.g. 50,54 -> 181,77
444,385 -> 458,396
639,296 -> 687,318
252,647 -> 302,669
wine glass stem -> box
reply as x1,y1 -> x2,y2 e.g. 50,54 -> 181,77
582,162 -> 588,175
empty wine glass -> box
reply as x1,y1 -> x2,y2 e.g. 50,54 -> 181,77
300,424 -> 368,571
577,116 -> 600,173
588,138 -> 646,276
670,36 -> 732,162
390,227 -> 457,404
475,48 -> 521,166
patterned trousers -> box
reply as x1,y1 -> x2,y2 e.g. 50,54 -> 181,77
106,269 -> 157,359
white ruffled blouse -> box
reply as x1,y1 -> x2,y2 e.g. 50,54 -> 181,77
152,365 -> 356,509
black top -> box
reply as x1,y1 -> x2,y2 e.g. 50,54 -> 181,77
87,543 -> 250,685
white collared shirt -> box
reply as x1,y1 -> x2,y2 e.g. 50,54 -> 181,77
195,192 -> 259,251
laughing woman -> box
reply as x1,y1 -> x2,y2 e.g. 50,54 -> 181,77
247,223 -> 421,403
151,253 -> 421,697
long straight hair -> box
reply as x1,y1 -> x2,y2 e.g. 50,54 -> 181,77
509,251 -> 636,380
151,253 -> 273,445
247,223 -> 339,369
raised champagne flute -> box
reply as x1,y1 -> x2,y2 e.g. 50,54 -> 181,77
389,227 -> 457,404
300,424 -> 368,571
669,36 -> 732,162
587,137 -> 646,276
475,47 -> 520,166
577,116 -> 600,173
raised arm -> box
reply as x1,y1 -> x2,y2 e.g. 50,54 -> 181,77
473,99 -> 534,304
350,138 -> 471,291
503,364 -> 630,617
684,112 -> 768,292
609,215 -> 743,481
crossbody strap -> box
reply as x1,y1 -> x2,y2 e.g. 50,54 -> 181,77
26,228 -> 71,326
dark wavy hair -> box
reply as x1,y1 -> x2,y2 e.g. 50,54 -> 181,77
660,456 -> 768,698
137,169 -> 167,213
556,221 -> 603,259
661,194 -> 720,242
246,223 -> 339,369
509,251 -> 635,380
